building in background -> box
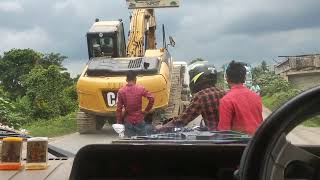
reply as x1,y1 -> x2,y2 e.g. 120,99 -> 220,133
275,54 -> 320,90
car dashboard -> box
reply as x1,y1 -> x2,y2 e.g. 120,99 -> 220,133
69,143 -> 246,180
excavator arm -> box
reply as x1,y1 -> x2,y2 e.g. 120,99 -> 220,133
125,0 -> 180,57
126,9 -> 157,57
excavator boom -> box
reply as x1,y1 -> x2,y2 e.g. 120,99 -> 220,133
127,9 -> 157,57
126,0 -> 180,57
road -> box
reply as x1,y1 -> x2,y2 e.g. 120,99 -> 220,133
49,127 -> 117,154
261,107 -> 320,145
49,106 -> 320,154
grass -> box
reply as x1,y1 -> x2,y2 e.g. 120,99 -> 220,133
262,95 -> 277,111
23,112 -> 77,137
303,116 -> 320,127
263,95 -> 320,127
262,96 -> 271,110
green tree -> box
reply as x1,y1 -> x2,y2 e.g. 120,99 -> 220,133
0,49 -> 42,98
0,49 -> 69,99
261,60 -> 268,71
0,97 -> 14,124
252,61 -> 270,82
40,53 -> 67,70
72,74 -> 81,84
216,71 -> 225,89
21,65 -> 76,119
252,66 -> 263,81
0,95 -> 27,127
0,85 -> 8,98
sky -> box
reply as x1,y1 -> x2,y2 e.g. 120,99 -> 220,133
1,0 -> 320,76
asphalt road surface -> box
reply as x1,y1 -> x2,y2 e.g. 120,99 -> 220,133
49,107 -> 320,155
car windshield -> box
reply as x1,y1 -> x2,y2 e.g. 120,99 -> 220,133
0,0 -> 319,158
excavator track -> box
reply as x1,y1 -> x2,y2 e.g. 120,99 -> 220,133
163,65 -> 184,119
76,111 -> 97,134
180,65 -> 191,112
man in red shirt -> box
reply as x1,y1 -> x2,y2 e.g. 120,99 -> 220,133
116,71 -> 154,137
218,61 -> 263,135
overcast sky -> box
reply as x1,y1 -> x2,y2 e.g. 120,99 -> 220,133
1,0 -> 320,76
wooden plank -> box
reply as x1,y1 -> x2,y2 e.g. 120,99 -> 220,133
0,160 -> 73,180
11,161 -> 63,180
0,170 -> 21,180
45,159 -> 73,180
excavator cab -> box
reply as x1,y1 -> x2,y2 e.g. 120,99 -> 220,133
86,20 -> 126,59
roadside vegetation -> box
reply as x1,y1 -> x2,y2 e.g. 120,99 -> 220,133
252,61 -> 319,127
23,113 -> 77,137
0,49 -> 79,136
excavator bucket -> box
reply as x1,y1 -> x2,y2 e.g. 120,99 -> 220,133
126,0 -> 179,9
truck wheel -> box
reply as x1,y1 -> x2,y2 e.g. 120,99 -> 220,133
77,111 -> 96,134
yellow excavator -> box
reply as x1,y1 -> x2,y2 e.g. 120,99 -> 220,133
76,0 -> 185,133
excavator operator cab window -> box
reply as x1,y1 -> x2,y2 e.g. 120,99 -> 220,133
88,35 -> 115,58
